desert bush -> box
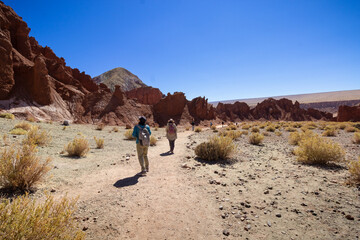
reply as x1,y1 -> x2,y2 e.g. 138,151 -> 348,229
26,116 -> 36,122
65,136 -> 90,157
345,126 -> 357,132
23,126 -> 51,146
0,144 -> 51,191
125,124 -> 132,129
348,157 -> 360,183
352,132 -> 360,144
112,127 -> 119,132
14,121 -> 33,131
241,130 -> 248,135
249,133 -> 264,145
194,136 -> 234,161
266,125 -> 276,132
210,125 -> 217,130
322,127 -> 337,137
259,123 -> 267,129
275,130 -> 282,136
219,130 -> 242,140
289,132 -> 302,145
0,113 -> 15,119
242,124 -> 250,130
292,122 -> 302,128
338,123 -> 347,130
9,128 -> 28,135
0,194 -> 84,240
2,134 -> 9,146
194,127 -> 202,132
154,127 -> 158,131
185,126 -> 190,131
94,136 -> 104,149
285,127 -> 296,132
96,123 -> 105,131
124,129 -> 135,140
150,136 -> 157,146
228,124 -> 237,130
294,134 -> 345,165
251,127 -> 260,133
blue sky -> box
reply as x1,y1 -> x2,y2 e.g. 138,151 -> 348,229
4,0 -> 360,101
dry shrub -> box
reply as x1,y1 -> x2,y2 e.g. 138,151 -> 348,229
241,130 -> 249,135
228,124 -> 237,130
0,113 -> 15,119
0,194 -> 84,240
112,127 -> 119,132
251,127 -> 260,133
154,127 -> 158,131
249,133 -> 264,145
345,126 -> 357,132
210,125 -> 217,130
194,136 -> 234,161
263,132 -> 270,136
65,136 -> 90,157
9,128 -> 28,135
0,144 -> 51,191
338,123 -> 347,130
266,125 -> 276,132
26,116 -> 36,122
322,127 -> 337,137
14,121 -> 33,131
292,122 -> 302,128
219,130 -> 242,140
352,132 -> 360,144
124,129 -> 135,140
289,130 -> 314,145
96,123 -> 105,131
2,134 -> 9,146
194,127 -> 202,132
242,124 -> 250,130
150,136 -> 157,146
285,127 -> 296,132
125,124 -> 132,129
294,134 -> 345,165
23,126 -> 51,146
275,131 -> 282,136
94,137 -> 104,149
185,126 -> 190,131
348,157 -> 360,183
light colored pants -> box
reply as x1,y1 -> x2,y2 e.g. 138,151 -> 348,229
136,144 -> 149,171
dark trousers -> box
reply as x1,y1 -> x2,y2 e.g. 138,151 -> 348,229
169,140 -> 175,152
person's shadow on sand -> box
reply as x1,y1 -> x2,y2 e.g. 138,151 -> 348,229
113,174 -> 143,188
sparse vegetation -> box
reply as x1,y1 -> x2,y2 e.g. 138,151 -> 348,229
251,127 -> 260,133
294,134 -> 345,165
285,127 -> 296,132
112,127 -> 119,132
195,136 -> 234,161
14,121 -> 33,131
338,123 -> 347,130
345,126 -> 357,133
26,116 -> 36,122
348,157 -> 360,183
94,136 -> 104,149
9,128 -> 28,135
185,126 -> 190,131
266,125 -> 276,132
352,132 -> 360,144
275,130 -> 282,136
249,133 -> 264,145
242,124 -> 250,130
0,113 -> 15,120
322,127 -> 337,137
211,125 -> 216,130
150,136 -> 157,146
65,136 -> 90,157
194,127 -> 202,132
124,129 -> 135,140
96,123 -> 105,131
219,130 -> 242,140
2,134 -> 9,146
23,126 -> 51,146
0,194 -> 85,240
0,143 -> 51,191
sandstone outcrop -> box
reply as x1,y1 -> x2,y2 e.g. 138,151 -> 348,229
216,101 -> 251,121
153,92 -> 188,126
125,87 -> 162,105
337,105 -> 360,122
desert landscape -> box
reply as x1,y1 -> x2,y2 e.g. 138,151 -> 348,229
1,1 -> 360,240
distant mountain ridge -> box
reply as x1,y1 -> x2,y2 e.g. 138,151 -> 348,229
93,67 -> 147,92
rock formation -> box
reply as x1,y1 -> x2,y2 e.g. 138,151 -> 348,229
125,87 -> 163,105
337,105 -> 360,122
215,102 -> 251,121
93,67 -> 146,92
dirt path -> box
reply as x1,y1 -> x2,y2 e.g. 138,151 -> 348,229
53,131 -> 222,240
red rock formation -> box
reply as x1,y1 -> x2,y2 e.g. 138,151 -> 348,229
187,97 -> 215,121
216,101 -> 250,121
337,105 -> 360,122
125,87 -> 162,105
153,92 -> 188,126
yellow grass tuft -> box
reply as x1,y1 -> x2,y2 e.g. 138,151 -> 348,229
338,122 -> 347,130
2,134 -> 9,146
150,136 -> 157,146
96,123 -> 105,131
94,137 -> 104,149
26,116 -> 36,122
294,134 -> 345,165
285,127 -> 297,132
65,136 -> 90,157
249,133 -> 264,145
348,157 -> 360,183
195,136 -> 234,161
210,125 -> 217,130
112,127 -> 119,132
0,144 -> 51,191
251,127 -> 260,133
9,128 -> 28,135
14,121 -> 33,131
242,124 -> 250,130
194,127 -> 202,133
185,126 -> 190,131
124,129 -> 135,140
275,130 -> 282,136
0,113 -> 15,119
352,132 -> 360,144
266,125 -> 276,132
0,194 -> 85,239
322,127 -> 337,137
23,126 -> 51,146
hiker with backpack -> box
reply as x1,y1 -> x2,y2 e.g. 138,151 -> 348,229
132,116 -> 151,175
166,119 -> 177,154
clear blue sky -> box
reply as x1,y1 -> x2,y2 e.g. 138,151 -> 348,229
4,0 -> 360,102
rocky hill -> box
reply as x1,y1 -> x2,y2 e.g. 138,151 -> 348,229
93,67 -> 146,92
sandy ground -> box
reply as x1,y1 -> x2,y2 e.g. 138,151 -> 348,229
0,118 -> 359,239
